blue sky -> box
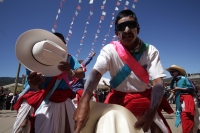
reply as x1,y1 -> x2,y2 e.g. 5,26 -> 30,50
0,0 -> 200,79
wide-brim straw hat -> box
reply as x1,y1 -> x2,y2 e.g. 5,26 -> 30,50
166,65 -> 186,76
80,101 -> 143,133
15,29 -> 68,76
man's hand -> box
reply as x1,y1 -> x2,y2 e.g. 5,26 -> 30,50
57,61 -> 71,76
27,72 -> 44,90
134,110 -> 155,132
74,99 -> 90,133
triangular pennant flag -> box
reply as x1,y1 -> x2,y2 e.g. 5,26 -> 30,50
101,16 -> 105,20
52,28 -> 55,33
60,2 -> 63,8
79,0 -> 82,3
90,11 -> 93,16
115,7 -> 119,11
75,11 -> 79,16
69,30 -> 72,34
58,8 -> 61,14
125,1 -> 129,6
103,0 -> 106,5
102,11 -> 106,16
77,5 -> 81,10
89,0 -> 94,4
132,4 -> 135,9
56,15 -> 58,20
101,6 -> 104,9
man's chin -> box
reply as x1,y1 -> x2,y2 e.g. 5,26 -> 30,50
120,39 -> 134,45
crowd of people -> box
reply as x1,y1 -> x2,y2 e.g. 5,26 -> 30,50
0,9 -> 199,133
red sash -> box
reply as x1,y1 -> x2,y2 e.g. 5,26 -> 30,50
110,41 -> 149,84
104,89 -> 174,133
13,76 -> 57,111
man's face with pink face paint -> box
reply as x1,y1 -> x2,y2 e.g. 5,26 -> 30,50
116,16 -> 138,47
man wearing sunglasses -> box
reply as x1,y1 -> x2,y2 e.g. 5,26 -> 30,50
166,65 -> 199,133
74,10 -> 173,133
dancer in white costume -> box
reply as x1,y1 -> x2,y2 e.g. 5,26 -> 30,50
13,30 -> 85,133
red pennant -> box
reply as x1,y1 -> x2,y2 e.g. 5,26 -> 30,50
77,5 -> 81,10
101,16 -> 104,20
60,2 -> 62,8
117,2 -> 120,6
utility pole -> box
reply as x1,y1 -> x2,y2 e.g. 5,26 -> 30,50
10,62 -> 21,110
14,63 -> 21,95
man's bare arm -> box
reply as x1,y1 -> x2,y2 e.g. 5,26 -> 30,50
74,69 -> 102,133
150,78 -> 164,111
135,77 -> 164,132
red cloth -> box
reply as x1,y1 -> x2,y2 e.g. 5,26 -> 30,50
76,89 -> 84,102
76,89 -> 98,103
180,94 -> 195,133
104,89 -> 173,133
49,89 -> 75,103
13,77 -> 57,111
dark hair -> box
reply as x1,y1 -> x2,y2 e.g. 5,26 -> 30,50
53,32 -> 66,44
115,9 -> 140,32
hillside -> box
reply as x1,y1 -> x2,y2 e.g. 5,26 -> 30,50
0,77 -> 23,86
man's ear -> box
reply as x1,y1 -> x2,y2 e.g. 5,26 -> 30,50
137,27 -> 140,34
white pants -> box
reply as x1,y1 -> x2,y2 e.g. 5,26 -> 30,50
12,98 -> 75,133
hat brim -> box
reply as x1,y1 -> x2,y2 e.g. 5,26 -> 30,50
166,66 -> 186,76
15,29 -> 68,77
80,101 -> 143,133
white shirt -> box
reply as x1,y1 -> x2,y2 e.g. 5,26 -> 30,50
93,44 -> 166,92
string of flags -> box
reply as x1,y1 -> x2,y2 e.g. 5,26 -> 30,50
52,0 -> 66,33
75,1 -> 94,58
52,0 -> 138,58
101,0 -> 123,49
89,0 -> 107,53
65,0 -> 83,46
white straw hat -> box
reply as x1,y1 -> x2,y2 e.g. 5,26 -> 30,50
15,29 -> 68,76
166,65 -> 186,76
81,101 -> 143,133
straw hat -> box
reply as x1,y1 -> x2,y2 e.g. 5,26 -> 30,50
80,101 -> 143,133
166,65 -> 186,76
15,29 -> 68,76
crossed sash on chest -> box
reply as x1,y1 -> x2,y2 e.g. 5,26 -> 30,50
109,41 -> 149,88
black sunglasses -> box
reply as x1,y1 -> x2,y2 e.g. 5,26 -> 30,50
170,71 -> 177,74
116,20 -> 138,32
